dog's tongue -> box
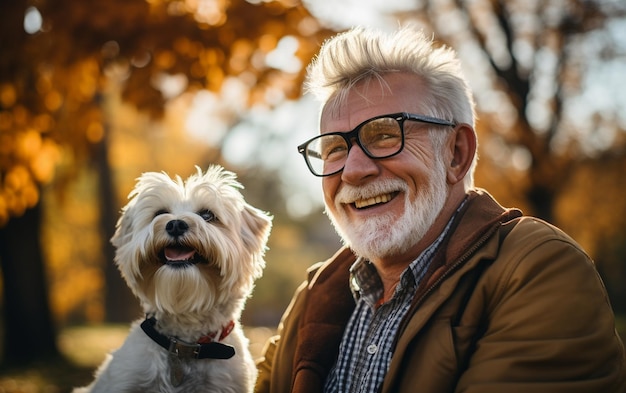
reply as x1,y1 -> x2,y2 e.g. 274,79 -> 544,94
164,247 -> 196,261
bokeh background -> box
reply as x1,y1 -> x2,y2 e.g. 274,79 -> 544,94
1,0 -> 625,391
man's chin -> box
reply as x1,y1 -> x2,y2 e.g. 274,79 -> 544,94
336,223 -> 398,260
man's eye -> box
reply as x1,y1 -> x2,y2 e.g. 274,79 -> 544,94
321,143 -> 348,161
198,209 -> 217,222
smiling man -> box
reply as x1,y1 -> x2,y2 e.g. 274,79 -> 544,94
255,26 -> 626,393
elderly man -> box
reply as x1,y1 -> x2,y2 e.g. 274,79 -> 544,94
255,25 -> 626,393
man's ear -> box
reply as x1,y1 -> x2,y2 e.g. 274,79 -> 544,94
446,123 -> 476,185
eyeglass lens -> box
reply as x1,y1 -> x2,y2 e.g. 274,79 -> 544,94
304,116 -> 403,176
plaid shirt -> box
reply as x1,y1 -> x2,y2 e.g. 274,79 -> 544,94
324,216 -> 456,393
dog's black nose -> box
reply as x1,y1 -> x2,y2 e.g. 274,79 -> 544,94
166,219 -> 189,237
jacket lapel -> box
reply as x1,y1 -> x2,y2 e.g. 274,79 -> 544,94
383,190 -> 522,391
291,247 -> 356,393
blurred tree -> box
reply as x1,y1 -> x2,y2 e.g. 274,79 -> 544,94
0,0 -> 64,366
0,205 -> 58,365
0,0 -> 334,364
554,153 -> 626,311
396,0 -> 626,220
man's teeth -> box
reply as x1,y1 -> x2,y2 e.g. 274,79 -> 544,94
354,193 -> 393,209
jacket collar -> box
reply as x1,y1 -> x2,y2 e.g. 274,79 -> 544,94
416,189 -> 522,298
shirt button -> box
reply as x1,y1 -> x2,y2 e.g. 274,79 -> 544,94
367,344 -> 378,354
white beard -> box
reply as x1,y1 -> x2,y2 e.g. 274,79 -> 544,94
326,157 -> 448,260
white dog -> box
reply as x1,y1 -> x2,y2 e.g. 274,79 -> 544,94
74,166 -> 272,393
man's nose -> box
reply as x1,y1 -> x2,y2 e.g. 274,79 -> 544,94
341,143 -> 379,184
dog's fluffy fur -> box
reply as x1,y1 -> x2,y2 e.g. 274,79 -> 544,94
74,166 -> 272,393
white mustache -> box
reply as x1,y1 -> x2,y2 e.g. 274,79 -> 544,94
335,178 -> 408,204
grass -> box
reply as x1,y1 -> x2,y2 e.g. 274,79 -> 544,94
0,325 -> 275,393
0,324 -> 129,393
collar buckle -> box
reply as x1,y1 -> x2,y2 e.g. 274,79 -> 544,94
168,337 -> 201,359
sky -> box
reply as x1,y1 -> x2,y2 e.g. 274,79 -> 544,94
302,0 -> 416,30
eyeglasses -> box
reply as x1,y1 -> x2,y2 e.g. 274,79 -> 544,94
297,112 -> 455,177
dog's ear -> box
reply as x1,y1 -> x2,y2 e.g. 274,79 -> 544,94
111,202 -> 134,249
240,204 -> 272,270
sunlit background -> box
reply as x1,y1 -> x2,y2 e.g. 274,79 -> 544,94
1,0 -> 625,391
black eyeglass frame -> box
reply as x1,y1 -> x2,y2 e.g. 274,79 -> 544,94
297,112 -> 456,177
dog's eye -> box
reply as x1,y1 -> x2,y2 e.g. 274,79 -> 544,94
154,209 -> 169,217
198,209 -> 217,222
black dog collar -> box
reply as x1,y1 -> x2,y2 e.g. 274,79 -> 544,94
140,317 -> 236,360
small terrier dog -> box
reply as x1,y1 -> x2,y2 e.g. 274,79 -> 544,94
74,166 -> 272,392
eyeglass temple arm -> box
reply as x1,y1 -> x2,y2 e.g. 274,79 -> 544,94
405,113 -> 455,127
298,145 -> 322,159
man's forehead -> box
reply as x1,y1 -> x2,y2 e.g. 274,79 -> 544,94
320,74 -> 427,132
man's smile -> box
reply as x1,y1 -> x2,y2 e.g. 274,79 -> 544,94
353,192 -> 400,209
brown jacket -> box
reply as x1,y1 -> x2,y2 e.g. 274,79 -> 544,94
256,190 -> 626,393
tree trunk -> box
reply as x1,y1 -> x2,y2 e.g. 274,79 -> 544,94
94,118 -> 140,323
0,202 -> 60,366
526,184 -> 555,223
